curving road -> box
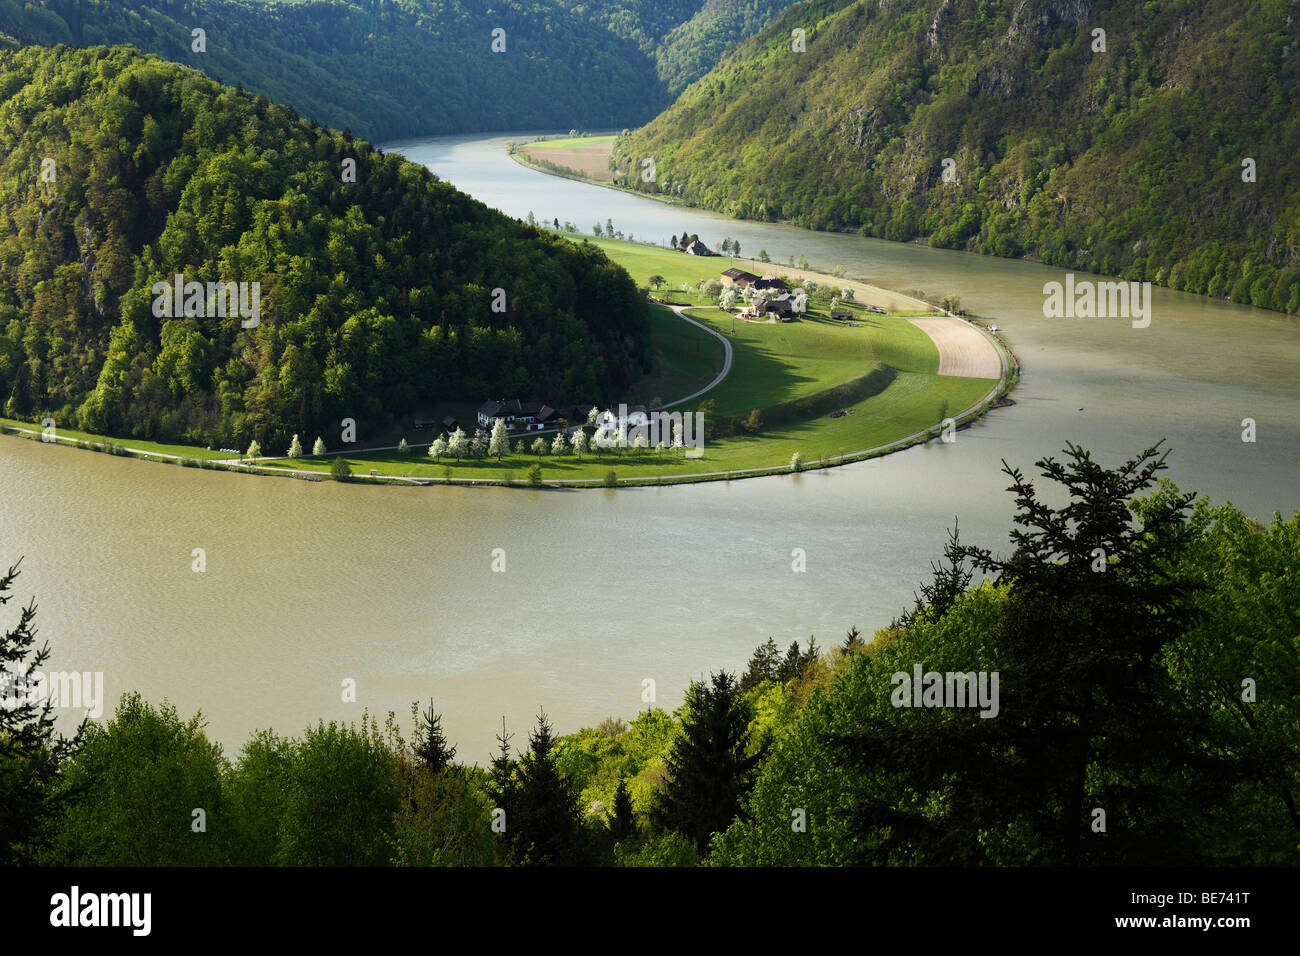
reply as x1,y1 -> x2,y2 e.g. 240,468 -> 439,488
660,305 -> 733,409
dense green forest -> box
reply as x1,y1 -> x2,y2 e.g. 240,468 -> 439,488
0,45 -> 651,448
654,0 -> 794,96
0,0 -> 795,140
614,0 -> 1300,316
5,443 -> 1297,865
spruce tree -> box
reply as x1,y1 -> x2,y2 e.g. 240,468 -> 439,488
509,709 -> 584,865
0,559 -> 84,864
413,699 -> 456,774
842,625 -> 864,655
775,636 -> 818,683
486,717 -> 514,815
893,519 -> 974,629
653,671 -> 763,853
610,776 -> 636,843
833,443 -> 1234,865
739,637 -> 780,691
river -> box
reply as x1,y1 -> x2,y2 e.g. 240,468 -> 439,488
2,132 -> 1295,762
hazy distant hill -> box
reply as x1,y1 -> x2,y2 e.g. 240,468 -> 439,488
614,0 -> 1300,316
0,0 -> 797,140
0,45 -> 649,447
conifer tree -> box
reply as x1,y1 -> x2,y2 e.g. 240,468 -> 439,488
610,776 -> 636,843
894,519 -> 974,629
486,717 -> 515,829
834,443 -> 1233,865
509,709 -> 584,865
739,637 -> 780,691
653,671 -> 763,853
0,559 -> 84,864
842,625 -> 864,655
413,699 -> 456,774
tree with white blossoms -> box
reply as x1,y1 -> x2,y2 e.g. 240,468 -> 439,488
633,433 -> 648,452
586,406 -> 600,428
841,287 -> 854,302
791,451 -> 803,472
429,436 -> 447,459
803,279 -> 819,295
672,420 -> 684,455
288,434 -> 303,458
530,436 -> 547,457
615,423 -> 627,456
489,418 -> 509,460
245,439 -> 261,460
551,431 -> 567,456
513,439 -> 525,456
792,290 -> 808,314
570,429 -> 587,458
312,437 -> 326,456
446,428 -> 468,462
829,295 -> 841,314
655,440 -> 666,456
467,429 -> 488,459
397,438 -> 410,455
719,287 -> 737,311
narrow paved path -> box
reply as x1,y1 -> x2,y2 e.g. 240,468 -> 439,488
660,305 -> 733,409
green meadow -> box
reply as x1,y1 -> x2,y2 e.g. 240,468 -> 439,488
257,237 -> 1004,483
2,235 -> 1007,485
527,134 -> 617,149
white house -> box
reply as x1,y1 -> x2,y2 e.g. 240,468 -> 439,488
595,404 -> 649,440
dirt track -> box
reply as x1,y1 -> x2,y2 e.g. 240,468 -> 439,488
906,317 -> 1002,379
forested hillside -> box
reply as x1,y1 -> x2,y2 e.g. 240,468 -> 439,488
654,0 -> 794,96
614,0 -> 1300,316
0,45 -> 650,448
0,0 -> 796,140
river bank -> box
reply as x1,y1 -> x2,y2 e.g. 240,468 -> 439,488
0,242 -> 1016,488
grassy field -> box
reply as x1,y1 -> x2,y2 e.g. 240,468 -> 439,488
0,417 -> 235,460
526,135 -> 617,150
627,304 -> 725,407
3,235 -> 1010,485
255,367 -> 993,483
254,237 -> 1003,482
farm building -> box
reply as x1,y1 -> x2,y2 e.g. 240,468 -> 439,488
720,268 -> 759,288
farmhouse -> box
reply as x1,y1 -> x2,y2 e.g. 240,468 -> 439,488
720,268 -> 759,288
476,399 -> 561,432
765,295 -> 795,320
595,404 -> 650,439
753,275 -> 787,292
684,238 -> 716,256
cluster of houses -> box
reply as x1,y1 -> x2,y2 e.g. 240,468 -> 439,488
417,400 -> 657,439
720,268 -> 798,320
